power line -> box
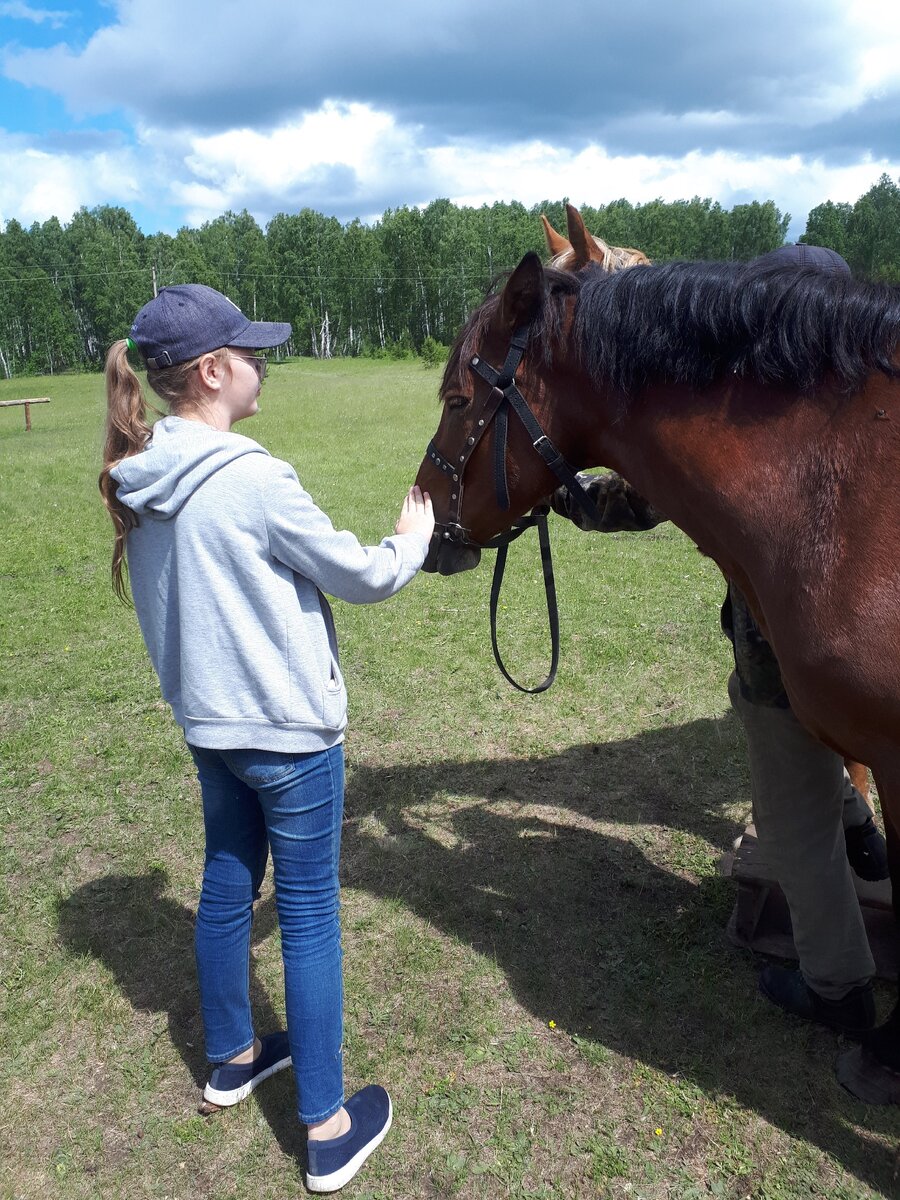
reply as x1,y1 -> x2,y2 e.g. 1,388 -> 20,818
0,264 -> 503,286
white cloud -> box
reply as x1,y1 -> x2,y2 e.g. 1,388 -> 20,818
847,0 -> 900,93
1,94 -> 897,241
2,0 -> 900,244
157,104 -> 900,238
426,141 -> 900,238
0,131 -> 141,227
182,103 -> 402,191
167,102 -> 427,225
3,0 -> 898,147
0,2 -> 68,27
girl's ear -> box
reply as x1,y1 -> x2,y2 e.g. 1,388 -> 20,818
196,351 -> 226,391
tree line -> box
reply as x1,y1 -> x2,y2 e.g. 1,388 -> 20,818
2,174 -> 899,378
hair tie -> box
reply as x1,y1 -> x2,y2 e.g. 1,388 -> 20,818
126,337 -> 138,352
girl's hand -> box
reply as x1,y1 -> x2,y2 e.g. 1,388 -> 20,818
395,485 -> 435,540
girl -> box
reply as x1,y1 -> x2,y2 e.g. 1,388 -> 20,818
99,284 -> 434,1193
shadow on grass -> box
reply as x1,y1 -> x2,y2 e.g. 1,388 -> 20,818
53,711 -> 899,1193
55,870 -> 307,1162
341,712 -> 900,1196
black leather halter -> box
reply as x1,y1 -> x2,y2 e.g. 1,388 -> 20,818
426,323 -> 605,692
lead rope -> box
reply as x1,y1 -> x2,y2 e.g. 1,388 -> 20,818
489,508 -> 559,693
447,323 -> 606,693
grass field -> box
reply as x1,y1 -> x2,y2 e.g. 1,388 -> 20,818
1,359 -> 899,1199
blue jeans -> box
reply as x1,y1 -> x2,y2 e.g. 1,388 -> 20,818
187,743 -> 345,1123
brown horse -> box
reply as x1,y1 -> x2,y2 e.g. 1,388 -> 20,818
415,212 -> 900,1098
542,206 -> 873,808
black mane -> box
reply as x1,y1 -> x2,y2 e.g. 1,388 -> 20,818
574,259 -> 900,398
443,260 -> 900,404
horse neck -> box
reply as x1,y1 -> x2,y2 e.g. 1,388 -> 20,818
586,379 -> 845,584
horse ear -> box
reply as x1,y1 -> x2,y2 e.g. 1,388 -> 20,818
498,252 -> 545,334
565,203 -> 606,269
541,214 -> 570,258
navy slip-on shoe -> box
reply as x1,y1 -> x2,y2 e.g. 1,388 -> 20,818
306,1085 -> 392,1194
203,1031 -> 292,1106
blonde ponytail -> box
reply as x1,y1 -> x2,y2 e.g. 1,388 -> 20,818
99,343 -> 232,601
99,341 -> 155,603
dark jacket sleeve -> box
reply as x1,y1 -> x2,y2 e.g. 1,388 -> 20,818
548,472 -> 666,533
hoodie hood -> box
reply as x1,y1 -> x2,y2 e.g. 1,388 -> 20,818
111,415 -> 269,518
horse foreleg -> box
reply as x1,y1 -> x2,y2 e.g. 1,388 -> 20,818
836,770 -> 900,1102
844,758 -> 873,813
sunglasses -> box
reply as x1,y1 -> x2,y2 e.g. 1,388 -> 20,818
229,351 -> 267,381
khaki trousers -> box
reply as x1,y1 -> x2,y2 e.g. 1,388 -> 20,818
728,671 -> 875,999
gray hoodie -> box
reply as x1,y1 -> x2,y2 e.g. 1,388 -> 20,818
111,416 -> 429,752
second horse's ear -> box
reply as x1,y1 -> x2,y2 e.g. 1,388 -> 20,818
541,214 -> 570,258
498,253 -> 546,334
565,203 -> 606,269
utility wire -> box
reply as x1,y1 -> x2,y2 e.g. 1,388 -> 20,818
1,265 -> 501,286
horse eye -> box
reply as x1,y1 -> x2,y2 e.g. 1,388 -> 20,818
446,394 -> 470,410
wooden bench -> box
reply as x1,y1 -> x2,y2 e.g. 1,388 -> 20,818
720,822 -> 897,980
0,397 -> 50,431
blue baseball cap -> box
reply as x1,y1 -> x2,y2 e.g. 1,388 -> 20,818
754,243 -> 850,274
131,284 -> 292,369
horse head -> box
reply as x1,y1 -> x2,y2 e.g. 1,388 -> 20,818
416,252 -> 598,575
416,205 -> 651,576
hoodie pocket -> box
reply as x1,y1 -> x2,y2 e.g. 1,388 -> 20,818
322,657 -> 345,727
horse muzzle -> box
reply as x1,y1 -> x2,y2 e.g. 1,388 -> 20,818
422,533 -> 482,575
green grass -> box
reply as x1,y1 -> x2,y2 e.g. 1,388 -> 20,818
2,360 -> 899,1199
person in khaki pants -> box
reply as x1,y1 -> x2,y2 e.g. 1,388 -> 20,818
549,467 -> 885,1037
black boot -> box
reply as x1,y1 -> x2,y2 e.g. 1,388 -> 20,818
844,816 -> 889,881
759,965 -> 875,1038
863,1002 -> 900,1072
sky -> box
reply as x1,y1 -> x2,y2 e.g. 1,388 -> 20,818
1,1 -> 900,241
